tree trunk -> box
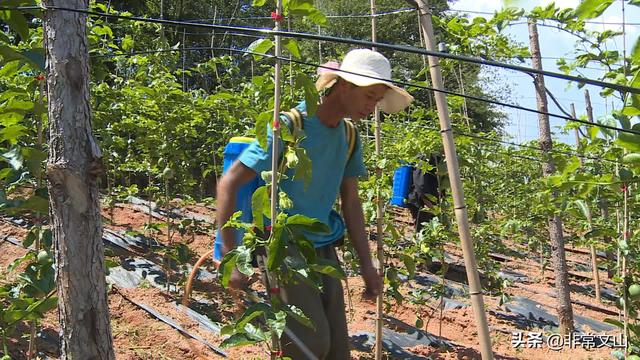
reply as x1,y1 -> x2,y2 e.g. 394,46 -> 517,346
528,19 -> 574,335
44,1 -> 115,358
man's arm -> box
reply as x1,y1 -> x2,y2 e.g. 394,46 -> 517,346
217,161 -> 259,256
340,176 -> 382,297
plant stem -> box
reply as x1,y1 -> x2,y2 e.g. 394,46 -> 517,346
27,319 -> 37,360
622,186 -> 629,356
165,176 -> 172,292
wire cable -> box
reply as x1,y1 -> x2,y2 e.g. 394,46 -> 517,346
186,7 -> 417,22
361,117 -> 620,165
92,45 -> 640,136
8,5 -> 640,95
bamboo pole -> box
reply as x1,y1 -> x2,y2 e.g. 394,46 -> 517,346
267,1 -> 283,358
28,73 -> 46,360
622,186 -> 629,356
585,89 -> 614,279
370,1 -> 385,359
571,103 -> 601,303
528,19 -> 574,335
412,1 -> 493,358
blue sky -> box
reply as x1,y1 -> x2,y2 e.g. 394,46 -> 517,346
447,0 -> 640,144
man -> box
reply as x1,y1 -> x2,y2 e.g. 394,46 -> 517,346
407,154 -> 443,232
216,48 -> 413,359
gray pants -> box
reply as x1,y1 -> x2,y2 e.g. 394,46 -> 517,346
280,244 -> 350,360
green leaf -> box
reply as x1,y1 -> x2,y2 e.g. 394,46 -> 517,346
309,258 -> 346,279
255,111 -> 271,152
288,0 -> 326,25
22,147 -> 46,176
0,10 -> 30,42
292,234 -> 315,264
294,147 -> 312,189
286,304 -> 314,329
4,98 -> 34,112
15,195 -> 48,214
236,246 -> 255,277
623,153 -> 640,165
121,35 -> 134,51
27,296 -> 58,315
92,25 -> 113,38
616,132 -> 640,152
0,46 -> 44,70
622,106 -> 640,117
295,74 -> 319,117
573,200 -> 591,220
236,303 -> 270,330
286,214 -> 329,233
574,0 -> 615,20
251,186 -> 270,230
0,124 -> 29,144
0,45 -> 23,63
283,39 -> 301,59
631,35 -> 640,65
8,252 -> 35,272
618,167 -> 634,182
219,250 -> 239,288
400,254 -> 416,279
252,0 -> 268,6
22,229 -> 36,248
246,38 -> 274,60
265,310 -> 287,338
604,318 -> 624,329
243,322 -> 270,341
220,333 -> 261,348
2,147 -> 23,170
267,225 -> 286,271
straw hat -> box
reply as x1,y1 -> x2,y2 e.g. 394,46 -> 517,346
315,49 -> 414,114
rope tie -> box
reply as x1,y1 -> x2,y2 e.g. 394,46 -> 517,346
271,12 -> 284,22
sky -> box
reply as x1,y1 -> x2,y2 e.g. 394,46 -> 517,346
446,0 -> 640,144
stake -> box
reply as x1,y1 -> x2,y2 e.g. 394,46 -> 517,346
528,19 -> 574,335
571,103 -> 600,303
370,1 -> 385,359
165,176 -> 172,293
266,1 -> 284,358
411,1 -> 493,358
622,186 -> 629,356
585,90 -> 614,279
182,27 -> 186,92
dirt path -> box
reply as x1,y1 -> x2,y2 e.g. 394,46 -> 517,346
0,202 -> 623,359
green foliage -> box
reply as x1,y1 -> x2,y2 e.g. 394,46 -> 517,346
574,0 -> 615,20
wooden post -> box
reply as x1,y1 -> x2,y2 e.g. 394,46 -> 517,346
571,103 -> 601,303
528,19 -> 574,334
370,1 -> 385,359
43,0 -> 115,358
413,1 -> 494,358
584,90 -> 614,279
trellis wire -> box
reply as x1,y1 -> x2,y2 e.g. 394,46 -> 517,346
91,46 -> 640,136
8,5 -> 640,95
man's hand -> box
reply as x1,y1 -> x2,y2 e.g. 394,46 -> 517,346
361,265 -> 382,300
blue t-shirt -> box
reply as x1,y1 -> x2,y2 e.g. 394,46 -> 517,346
238,102 -> 367,247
